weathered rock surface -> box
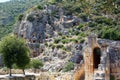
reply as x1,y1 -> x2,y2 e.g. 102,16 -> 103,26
13,4 -> 120,75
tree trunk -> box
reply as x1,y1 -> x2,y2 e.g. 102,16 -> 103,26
9,68 -> 12,76
22,69 -> 25,75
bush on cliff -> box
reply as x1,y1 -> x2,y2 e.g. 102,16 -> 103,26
63,62 -> 74,72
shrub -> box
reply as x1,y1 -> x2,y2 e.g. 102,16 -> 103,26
80,39 -> 85,43
58,32 -> 62,36
49,43 -> 55,49
36,43 -> 40,48
31,59 -> 43,69
37,5 -> 43,10
54,38 -> 61,44
92,10 -> 101,15
100,27 -> 120,40
78,32 -> 86,37
88,22 -> 97,27
62,36 -> 66,39
27,15 -> 34,22
94,17 -> 114,25
2,67 -> 8,71
44,42 -> 48,46
18,14 -> 24,21
30,59 -> 44,73
51,44 -> 56,49
74,31 -> 80,35
49,43 -> 52,47
77,24 -> 84,30
61,39 -> 70,44
62,46 -> 67,51
63,62 -> 74,72
61,40 -> 66,44
56,44 -> 64,49
73,39 -> 79,43
79,13 -> 88,22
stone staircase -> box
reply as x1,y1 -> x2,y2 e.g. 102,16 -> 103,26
94,70 -> 105,80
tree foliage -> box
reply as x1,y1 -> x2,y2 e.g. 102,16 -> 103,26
0,35 -> 30,76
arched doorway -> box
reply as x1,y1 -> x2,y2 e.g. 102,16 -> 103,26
93,47 -> 101,69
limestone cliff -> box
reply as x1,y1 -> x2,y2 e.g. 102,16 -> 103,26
14,5 -> 82,72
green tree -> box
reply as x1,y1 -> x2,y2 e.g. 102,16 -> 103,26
15,38 -> 30,75
0,35 -> 17,76
31,59 -> 44,73
0,35 -> 30,76
16,55 -> 30,75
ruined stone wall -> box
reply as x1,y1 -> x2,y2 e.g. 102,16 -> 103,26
109,46 -> 120,80
83,34 -> 101,80
0,72 -> 73,80
82,34 -> 110,80
74,64 -> 85,80
83,47 -> 94,80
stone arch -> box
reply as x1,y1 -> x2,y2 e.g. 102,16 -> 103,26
93,47 -> 101,69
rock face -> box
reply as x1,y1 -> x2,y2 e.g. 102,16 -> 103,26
13,5 -> 120,79
14,5 -> 81,58
39,47 -> 69,72
100,40 -> 120,80
69,43 -> 83,63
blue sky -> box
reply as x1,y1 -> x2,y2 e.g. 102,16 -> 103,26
0,0 -> 10,3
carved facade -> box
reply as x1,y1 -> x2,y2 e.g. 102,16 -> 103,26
14,18 -> 45,57
80,34 -> 110,80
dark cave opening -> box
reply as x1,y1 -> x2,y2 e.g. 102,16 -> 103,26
93,47 -> 101,69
